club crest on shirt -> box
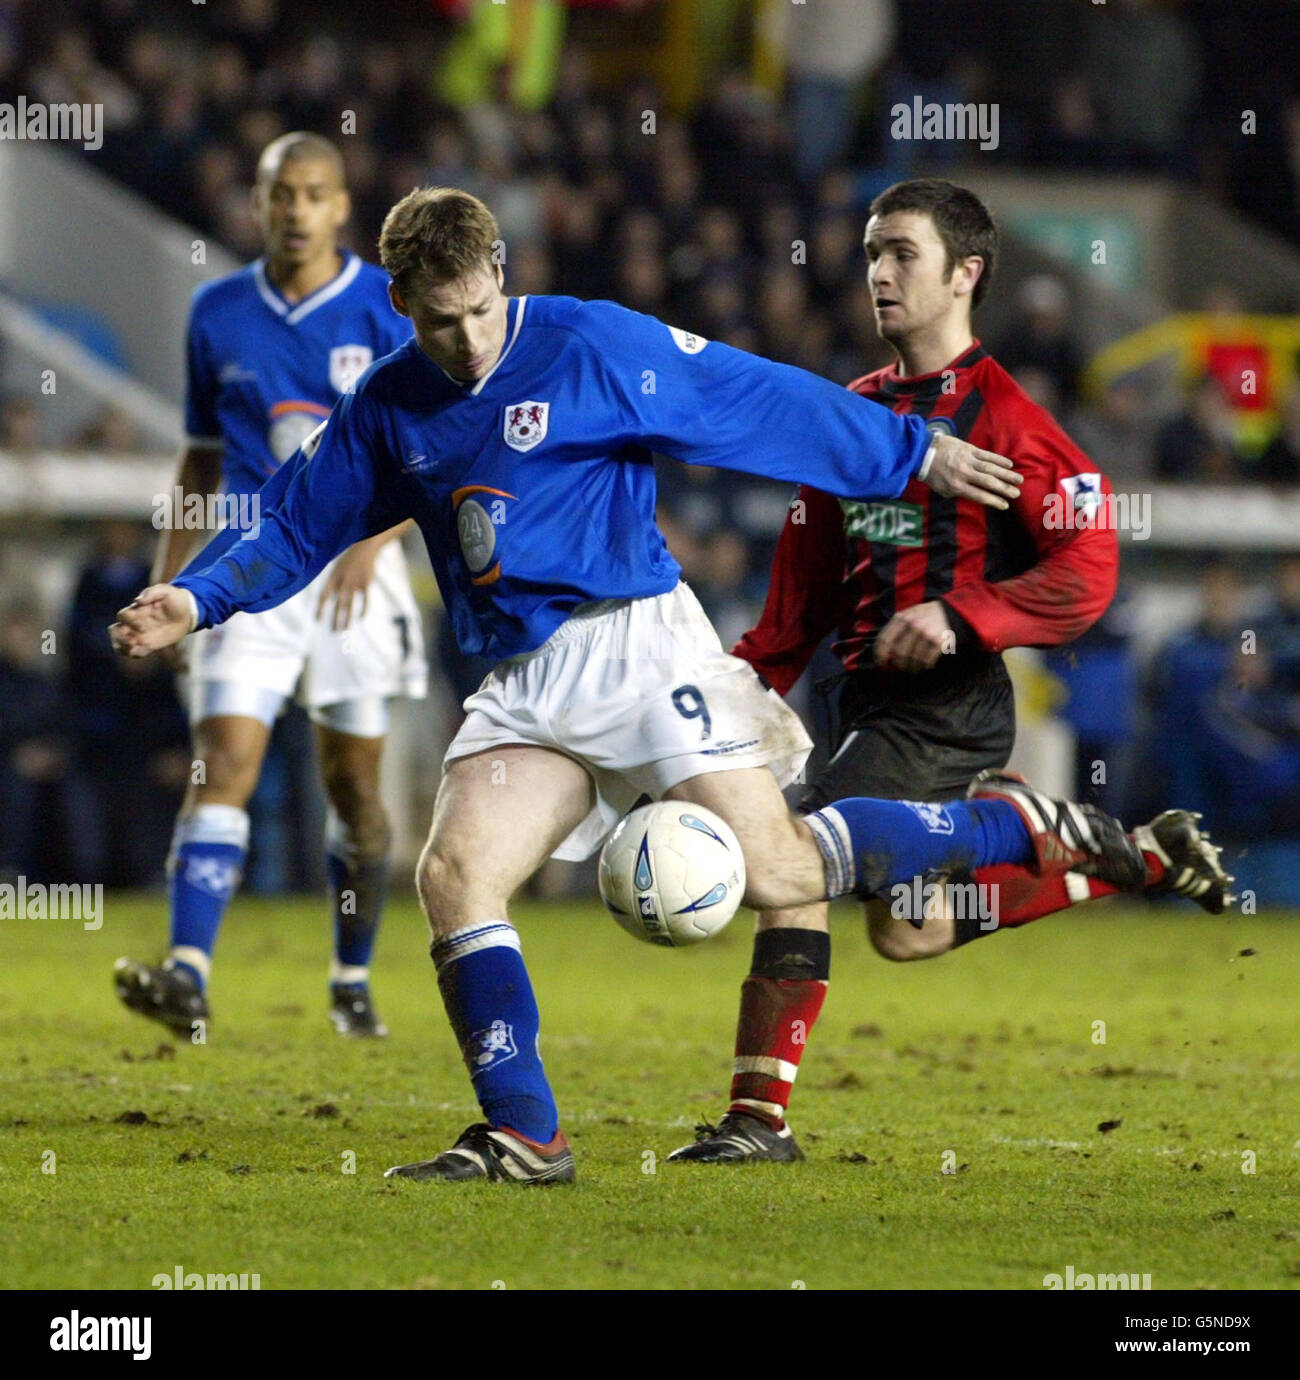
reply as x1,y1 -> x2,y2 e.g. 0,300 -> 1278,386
504,400 -> 549,452
329,344 -> 372,394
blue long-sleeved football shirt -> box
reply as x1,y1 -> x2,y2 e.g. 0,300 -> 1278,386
177,295 -> 932,662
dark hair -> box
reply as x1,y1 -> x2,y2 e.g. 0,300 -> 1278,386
867,178 -> 998,309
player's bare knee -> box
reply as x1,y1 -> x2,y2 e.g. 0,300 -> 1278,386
354,816 -> 392,865
324,769 -> 390,861
189,743 -> 259,804
867,903 -> 953,962
415,843 -> 478,934
320,745 -> 377,804
334,808 -> 392,866
415,844 -> 455,915
868,921 -> 932,962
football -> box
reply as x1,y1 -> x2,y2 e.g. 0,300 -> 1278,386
598,801 -> 746,946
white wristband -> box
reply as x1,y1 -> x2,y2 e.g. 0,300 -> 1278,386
179,587 -> 200,634
917,440 -> 937,483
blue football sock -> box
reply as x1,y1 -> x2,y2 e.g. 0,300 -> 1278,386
432,922 -> 557,1144
325,812 -> 389,986
806,797 -> 1032,900
167,804 -> 249,990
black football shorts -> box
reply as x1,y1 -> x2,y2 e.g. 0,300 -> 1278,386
798,653 -> 1016,811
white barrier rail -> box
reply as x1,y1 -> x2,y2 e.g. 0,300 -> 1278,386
3,458 -> 1299,551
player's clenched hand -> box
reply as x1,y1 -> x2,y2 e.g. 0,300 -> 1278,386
110,585 -> 197,658
875,600 -> 954,672
922,433 -> 1022,508
316,540 -> 379,632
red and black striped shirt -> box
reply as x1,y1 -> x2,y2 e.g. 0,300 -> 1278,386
735,340 -> 1119,693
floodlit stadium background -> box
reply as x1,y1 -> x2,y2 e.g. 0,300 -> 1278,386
2,0 -> 1299,906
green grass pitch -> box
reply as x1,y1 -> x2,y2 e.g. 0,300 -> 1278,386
1,894 -> 1297,1290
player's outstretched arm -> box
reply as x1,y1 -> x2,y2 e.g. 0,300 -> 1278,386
586,301 -> 1023,505
922,432 -> 1023,509
110,585 -> 198,658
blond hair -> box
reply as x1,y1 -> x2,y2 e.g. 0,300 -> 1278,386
379,187 -> 500,295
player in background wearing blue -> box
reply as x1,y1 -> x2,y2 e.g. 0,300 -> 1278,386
113,135 -> 426,1039
112,189 -> 1143,1184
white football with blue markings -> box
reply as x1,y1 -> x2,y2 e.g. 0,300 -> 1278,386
598,802 -> 746,947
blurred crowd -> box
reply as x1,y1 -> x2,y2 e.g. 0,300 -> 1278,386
3,0 -> 1300,895
7,0 -> 1300,249
1048,557 -> 1300,904
0,396 -> 143,454
3,0 -> 1298,469
0,521 -> 330,892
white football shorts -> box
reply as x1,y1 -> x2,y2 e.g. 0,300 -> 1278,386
185,540 -> 427,730
444,582 -> 812,860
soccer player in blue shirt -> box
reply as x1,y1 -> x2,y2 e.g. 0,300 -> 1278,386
111,188 -> 1143,1183
113,134 -> 426,1040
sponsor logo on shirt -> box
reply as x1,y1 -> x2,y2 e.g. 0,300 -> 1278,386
457,500 -> 495,575
266,401 -> 331,466
452,485 -> 517,585
840,499 -> 925,546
